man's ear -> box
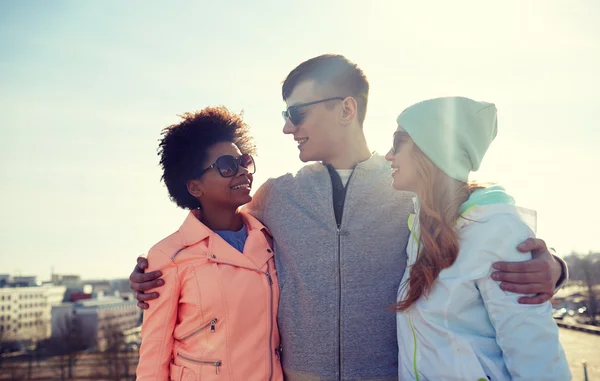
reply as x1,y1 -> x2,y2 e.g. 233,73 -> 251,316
340,97 -> 358,125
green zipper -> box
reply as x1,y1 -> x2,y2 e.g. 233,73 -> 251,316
408,314 -> 419,381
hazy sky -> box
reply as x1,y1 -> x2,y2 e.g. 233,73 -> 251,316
1,1 -> 598,280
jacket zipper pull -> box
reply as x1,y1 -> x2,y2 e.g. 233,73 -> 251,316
214,361 -> 222,375
210,318 -> 217,333
266,272 -> 273,285
275,345 -> 282,360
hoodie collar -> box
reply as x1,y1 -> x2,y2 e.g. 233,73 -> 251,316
458,185 -> 515,215
319,152 -> 379,172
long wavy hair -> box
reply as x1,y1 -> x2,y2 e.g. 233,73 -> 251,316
395,136 -> 483,311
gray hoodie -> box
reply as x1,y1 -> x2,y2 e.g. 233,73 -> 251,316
246,154 -> 413,381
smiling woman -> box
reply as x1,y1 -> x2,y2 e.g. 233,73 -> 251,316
135,106 -> 284,381
158,107 -> 256,213
186,142 -> 256,228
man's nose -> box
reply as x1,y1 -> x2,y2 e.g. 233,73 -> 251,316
283,119 -> 297,135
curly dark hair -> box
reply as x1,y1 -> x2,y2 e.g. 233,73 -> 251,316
282,54 -> 370,125
158,106 -> 256,210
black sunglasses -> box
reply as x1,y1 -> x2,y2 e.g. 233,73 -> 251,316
282,97 -> 345,126
197,154 -> 256,178
392,131 -> 411,154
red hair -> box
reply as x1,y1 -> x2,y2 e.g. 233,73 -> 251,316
395,141 -> 482,311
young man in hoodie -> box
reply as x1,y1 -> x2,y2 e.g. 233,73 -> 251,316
131,54 -> 567,381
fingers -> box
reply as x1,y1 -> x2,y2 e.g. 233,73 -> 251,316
492,270 -> 552,285
518,293 -> 552,305
497,281 -> 547,295
492,258 -> 550,274
134,289 -> 160,310
129,257 -> 154,284
487,237 -> 555,306
492,265 -> 553,284
130,269 -> 162,285
130,276 -> 164,292
136,291 -> 160,301
129,265 -> 142,283
517,238 -> 548,253
493,262 -> 554,304
137,256 -> 149,270
129,252 -> 163,314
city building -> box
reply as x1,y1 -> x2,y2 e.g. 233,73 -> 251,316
51,274 -> 81,284
0,278 -> 66,343
51,296 -> 141,351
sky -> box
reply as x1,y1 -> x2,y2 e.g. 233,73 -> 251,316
0,0 -> 599,280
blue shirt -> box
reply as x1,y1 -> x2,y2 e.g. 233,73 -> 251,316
214,224 -> 248,253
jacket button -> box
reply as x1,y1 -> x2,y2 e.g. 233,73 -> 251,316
210,254 -> 216,259
267,249 -> 272,253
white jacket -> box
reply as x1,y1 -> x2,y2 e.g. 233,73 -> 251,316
396,198 -> 571,381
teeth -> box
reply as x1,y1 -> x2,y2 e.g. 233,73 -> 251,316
297,138 -> 308,144
231,184 -> 250,190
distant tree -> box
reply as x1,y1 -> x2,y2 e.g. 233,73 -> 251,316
48,314 -> 86,380
95,322 -> 136,381
25,319 -> 50,380
5,365 -> 28,381
565,252 -> 600,285
565,252 -> 599,325
0,327 -> 27,381
0,327 -> 5,371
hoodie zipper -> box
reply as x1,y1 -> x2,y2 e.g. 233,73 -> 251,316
175,318 -> 217,341
331,168 -> 356,381
336,226 -> 342,381
177,353 -> 222,375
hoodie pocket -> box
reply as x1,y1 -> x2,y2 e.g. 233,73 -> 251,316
174,317 -> 218,341
177,352 -> 223,375
169,363 -> 195,381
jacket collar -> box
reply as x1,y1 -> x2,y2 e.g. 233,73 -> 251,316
178,209 -> 273,270
179,210 -> 211,247
179,209 -> 271,246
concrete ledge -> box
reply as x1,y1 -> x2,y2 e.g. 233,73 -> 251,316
557,320 -> 600,335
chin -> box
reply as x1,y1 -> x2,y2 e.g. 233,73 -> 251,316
299,149 -> 326,163
240,194 -> 253,206
298,150 -> 312,163
392,179 -> 408,191
229,194 -> 253,210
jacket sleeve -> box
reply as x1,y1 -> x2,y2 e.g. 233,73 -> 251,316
136,248 -> 180,381
474,215 -> 571,381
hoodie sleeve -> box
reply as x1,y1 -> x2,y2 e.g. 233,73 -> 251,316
243,178 -> 275,224
553,253 -> 569,292
473,215 -> 571,381
136,247 -> 180,381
